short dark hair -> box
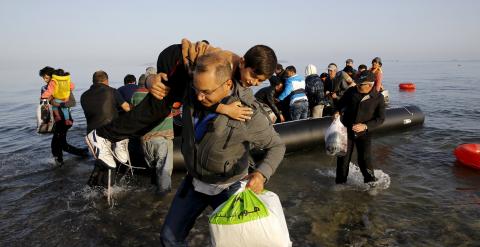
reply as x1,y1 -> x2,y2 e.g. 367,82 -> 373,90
346,58 -> 354,64
276,64 -> 283,71
277,70 -> 287,81
285,65 -> 296,74
39,66 -> 55,77
269,75 -> 283,87
372,57 -> 382,66
320,72 -> 328,79
243,45 -> 277,78
93,70 -> 108,84
53,69 -> 70,76
343,65 -> 354,74
195,52 -> 232,85
124,74 -> 136,85
358,64 -> 368,71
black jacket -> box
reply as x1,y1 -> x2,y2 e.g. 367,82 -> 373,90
254,86 -> 282,119
335,86 -> 385,137
81,83 -> 125,133
305,74 -> 326,106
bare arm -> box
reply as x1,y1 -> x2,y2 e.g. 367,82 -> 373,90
216,102 -> 253,121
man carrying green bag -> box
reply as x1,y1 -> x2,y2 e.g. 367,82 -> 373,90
209,183 -> 291,247
160,49 -> 286,246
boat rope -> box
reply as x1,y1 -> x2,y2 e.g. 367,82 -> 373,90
403,106 -> 414,116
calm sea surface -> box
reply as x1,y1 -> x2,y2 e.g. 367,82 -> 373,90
1,61 -> 479,246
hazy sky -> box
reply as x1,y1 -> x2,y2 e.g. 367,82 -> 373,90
1,0 -> 479,85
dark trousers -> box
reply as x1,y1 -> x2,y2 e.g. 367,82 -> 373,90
97,94 -> 173,142
289,100 -> 309,120
87,161 -> 108,187
51,120 -> 85,160
87,160 -> 115,187
160,177 -> 241,247
336,133 -> 376,184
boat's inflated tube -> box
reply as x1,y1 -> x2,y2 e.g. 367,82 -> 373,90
172,105 -> 424,170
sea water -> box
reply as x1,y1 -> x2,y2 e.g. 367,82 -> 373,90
0,60 -> 479,246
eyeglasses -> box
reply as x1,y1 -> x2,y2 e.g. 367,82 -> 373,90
192,79 -> 229,97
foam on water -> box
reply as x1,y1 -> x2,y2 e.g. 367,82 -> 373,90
316,162 -> 391,195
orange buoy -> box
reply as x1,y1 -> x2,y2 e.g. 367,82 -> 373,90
454,144 -> 480,170
399,82 -> 416,90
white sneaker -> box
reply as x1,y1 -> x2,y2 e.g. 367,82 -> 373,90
113,139 -> 130,164
85,130 -> 116,169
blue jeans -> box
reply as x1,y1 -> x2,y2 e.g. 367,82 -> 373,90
142,137 -> 173,193
290,100 -> 309,120
160,177 -> 241,247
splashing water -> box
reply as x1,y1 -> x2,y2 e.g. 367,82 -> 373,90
316,162 -> 391,195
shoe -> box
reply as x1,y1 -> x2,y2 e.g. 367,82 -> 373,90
113,139 -> 129,164
54,156 -> 64,166
85,130 -> 116,169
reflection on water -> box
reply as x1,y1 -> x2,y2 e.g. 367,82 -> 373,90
1,61 -> 480,246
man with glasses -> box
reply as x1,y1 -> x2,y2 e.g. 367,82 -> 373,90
333,70 -> 385,184
160,52 -> 285,246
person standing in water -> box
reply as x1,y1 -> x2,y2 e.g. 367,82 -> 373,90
81,70 -> 131,186
333,70 -> 385,184
160,52 -> 285,246
40,67 -> 87,165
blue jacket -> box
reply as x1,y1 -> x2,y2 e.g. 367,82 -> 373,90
278,74 -> 308,105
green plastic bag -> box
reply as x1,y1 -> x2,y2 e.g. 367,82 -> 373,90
209,187 -> 292,247
209,189 -> 269,225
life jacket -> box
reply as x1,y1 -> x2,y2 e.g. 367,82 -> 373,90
52,74 -> 71,100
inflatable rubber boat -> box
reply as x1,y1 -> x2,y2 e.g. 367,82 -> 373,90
170,105 -> 425,169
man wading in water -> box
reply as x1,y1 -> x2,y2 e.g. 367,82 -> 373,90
160,51 -> 285,246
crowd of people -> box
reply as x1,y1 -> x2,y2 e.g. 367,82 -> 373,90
255,57 -> 385,122
38,38 -> 386,246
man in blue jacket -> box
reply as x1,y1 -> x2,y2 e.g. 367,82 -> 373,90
277,65 -> 309,120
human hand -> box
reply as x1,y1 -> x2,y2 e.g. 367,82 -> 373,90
279,114 -> 285,123
331,93 -> 338,99
222,101 -> 253,121
333,112 -> 340,120
352,123 -> 367,133
245,171 -> 266,194
194,40 -> 210,57
150,73 -> 170,100
50,100 -> 60,107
